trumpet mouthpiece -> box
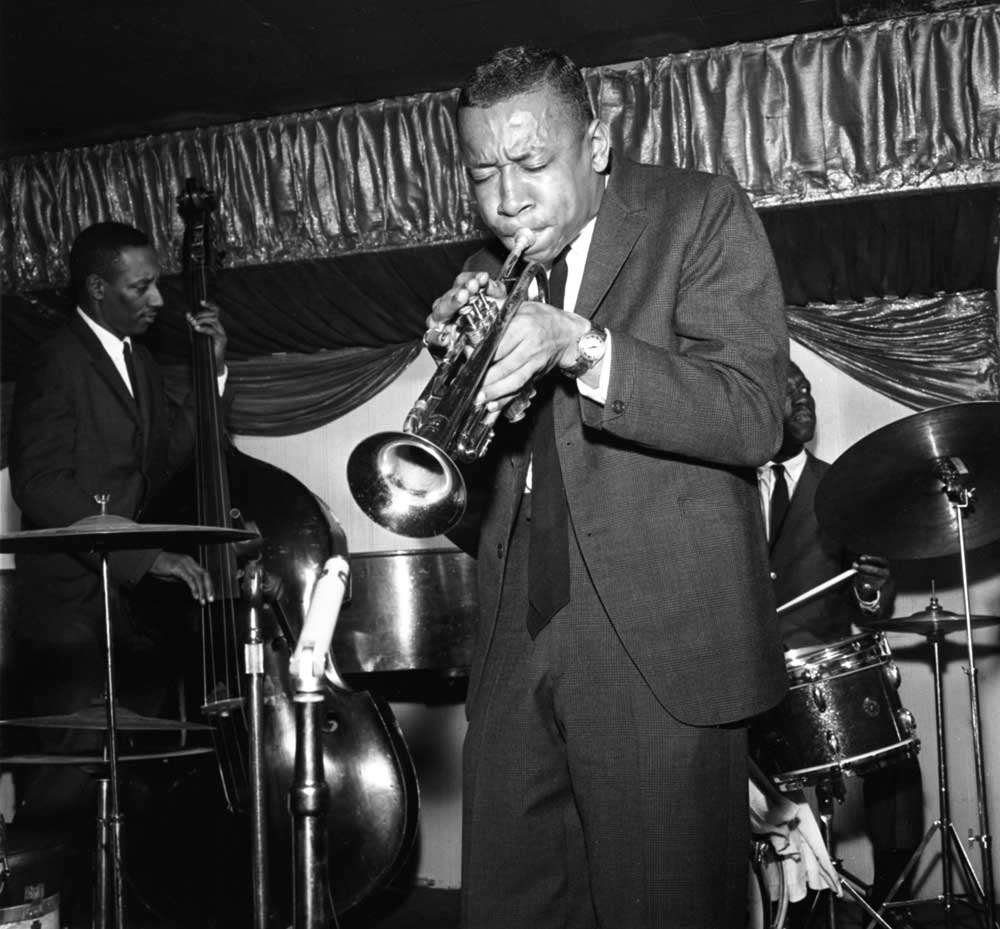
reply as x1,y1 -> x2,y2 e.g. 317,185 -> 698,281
511,228 -> 536,256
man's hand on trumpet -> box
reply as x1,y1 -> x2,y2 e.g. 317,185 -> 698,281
426,272 -> 592,424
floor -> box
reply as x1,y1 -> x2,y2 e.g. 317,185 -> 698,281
0,758 -> 994,929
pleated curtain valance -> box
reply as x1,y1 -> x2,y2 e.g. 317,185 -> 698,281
2,5 -> 998,294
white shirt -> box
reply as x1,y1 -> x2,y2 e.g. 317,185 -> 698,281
78,308 -> 138,396
561,215 -> 612,404
757,448 -> 808,540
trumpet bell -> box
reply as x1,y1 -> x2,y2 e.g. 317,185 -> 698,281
346,432 -> 468,538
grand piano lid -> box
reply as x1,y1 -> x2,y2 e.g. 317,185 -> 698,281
333,548 -> 477,677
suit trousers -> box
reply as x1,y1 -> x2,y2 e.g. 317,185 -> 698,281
461,499 -> 750,929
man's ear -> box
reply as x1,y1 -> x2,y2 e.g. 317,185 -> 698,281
588,119 -> 611,174
85,273 -> 104,303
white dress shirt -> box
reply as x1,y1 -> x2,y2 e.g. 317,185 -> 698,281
756,448 -> 808,540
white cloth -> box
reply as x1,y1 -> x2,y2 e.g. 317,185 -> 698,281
748,760 -> 840,904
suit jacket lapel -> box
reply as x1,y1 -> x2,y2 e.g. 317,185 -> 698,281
573,166 -> 647,322
69,315 -> 143,427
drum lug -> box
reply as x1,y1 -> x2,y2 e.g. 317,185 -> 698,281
896,708 -> 917,734
811,684 -> 826,712
825,730 -> 841,755
884,660 -> 901,689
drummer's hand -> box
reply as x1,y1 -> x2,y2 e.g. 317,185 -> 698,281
853,554 -> 890,602
149,552 -> 216,605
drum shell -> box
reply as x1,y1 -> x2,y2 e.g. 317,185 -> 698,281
750,633 -> 919,790
0,828 -> 64,929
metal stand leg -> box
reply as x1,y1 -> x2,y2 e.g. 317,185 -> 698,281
809,777 -> 897,929
97,552 -> 126,929
866,625 -> 989,929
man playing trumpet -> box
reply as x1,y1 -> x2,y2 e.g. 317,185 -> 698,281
427,46 -> 790,929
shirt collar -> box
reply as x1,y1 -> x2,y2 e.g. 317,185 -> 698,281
78,306 -> 131,358
759,447 -> 809,484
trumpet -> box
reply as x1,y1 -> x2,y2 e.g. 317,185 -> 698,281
347,230 -> 548,538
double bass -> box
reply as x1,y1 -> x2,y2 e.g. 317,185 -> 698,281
141,179 -> 418,923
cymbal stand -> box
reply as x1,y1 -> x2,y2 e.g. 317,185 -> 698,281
867,616 -> 989,929
806,775 -> 896,929
95,541 -> 126,929
942,460 -> 996,927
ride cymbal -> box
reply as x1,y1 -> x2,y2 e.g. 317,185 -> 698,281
0,747 -> 215,766
0,704 -> 212,731
815,401 -> 1000,560
0,513 -> 258,553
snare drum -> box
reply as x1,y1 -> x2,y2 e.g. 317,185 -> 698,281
750,632 -> 919,791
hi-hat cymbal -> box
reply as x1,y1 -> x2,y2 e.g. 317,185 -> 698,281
0,513 -> 258,553
0,704 -> 212,732
864,596 -> 1000,637
815,401 -> 1000,560
0,747 -> 215,766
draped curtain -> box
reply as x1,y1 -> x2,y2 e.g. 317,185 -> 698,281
2,5 -> 999,462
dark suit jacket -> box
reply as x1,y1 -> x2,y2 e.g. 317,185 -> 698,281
9,313 -> 198,645
770,451 -> 887,650
468,158 -> 790,726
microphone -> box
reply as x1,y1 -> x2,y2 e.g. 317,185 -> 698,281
290,556 -> 350,689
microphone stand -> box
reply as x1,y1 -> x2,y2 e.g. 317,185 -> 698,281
289,556 -> 350,929
242,556 -> 270,929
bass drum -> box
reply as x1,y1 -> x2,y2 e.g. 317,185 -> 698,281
750,633 -> 919,791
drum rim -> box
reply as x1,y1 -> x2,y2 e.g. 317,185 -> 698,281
785,631 -> 889,680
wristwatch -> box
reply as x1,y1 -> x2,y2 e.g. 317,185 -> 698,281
560,326 -> 607,378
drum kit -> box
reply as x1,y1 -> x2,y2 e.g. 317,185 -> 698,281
752,401 -> 1000,929
0,500 -> 257,929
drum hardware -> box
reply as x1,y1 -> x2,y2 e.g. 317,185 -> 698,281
0,501 -> 258,929
862,596 -> 1000,929
799,774 -> 898,929
816,401 -> 1000,929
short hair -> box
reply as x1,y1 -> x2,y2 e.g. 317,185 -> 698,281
458,46 -> 594,132
69,221 -> 151,306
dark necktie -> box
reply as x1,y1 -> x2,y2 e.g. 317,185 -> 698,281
122,340 -> 149,432
527,254 -> 569,637
769,463 -> 789,544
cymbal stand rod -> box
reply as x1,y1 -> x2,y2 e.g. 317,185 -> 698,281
954,502 -> 998,927
99,552 -> 126,929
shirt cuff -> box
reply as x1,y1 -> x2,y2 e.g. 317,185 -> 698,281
217,366 -> 228,396
575,329 -> 611,404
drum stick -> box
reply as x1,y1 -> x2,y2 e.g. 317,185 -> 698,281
776,567 -> 857,614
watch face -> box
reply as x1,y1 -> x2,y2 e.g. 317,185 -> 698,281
579,330 -> 606,362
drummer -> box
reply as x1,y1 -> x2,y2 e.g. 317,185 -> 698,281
757,360 -> 924,913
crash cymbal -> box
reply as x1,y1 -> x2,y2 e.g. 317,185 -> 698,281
0,747 -> 215,766
0,513 -> 258,553
0,704 -> 212,732
864,596 -> 1000,637
815,401 -> 1000,560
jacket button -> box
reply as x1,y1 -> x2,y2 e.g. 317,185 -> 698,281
612,400 -> 625,414
496,543 -> 504,558
770,571 -> 777,580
